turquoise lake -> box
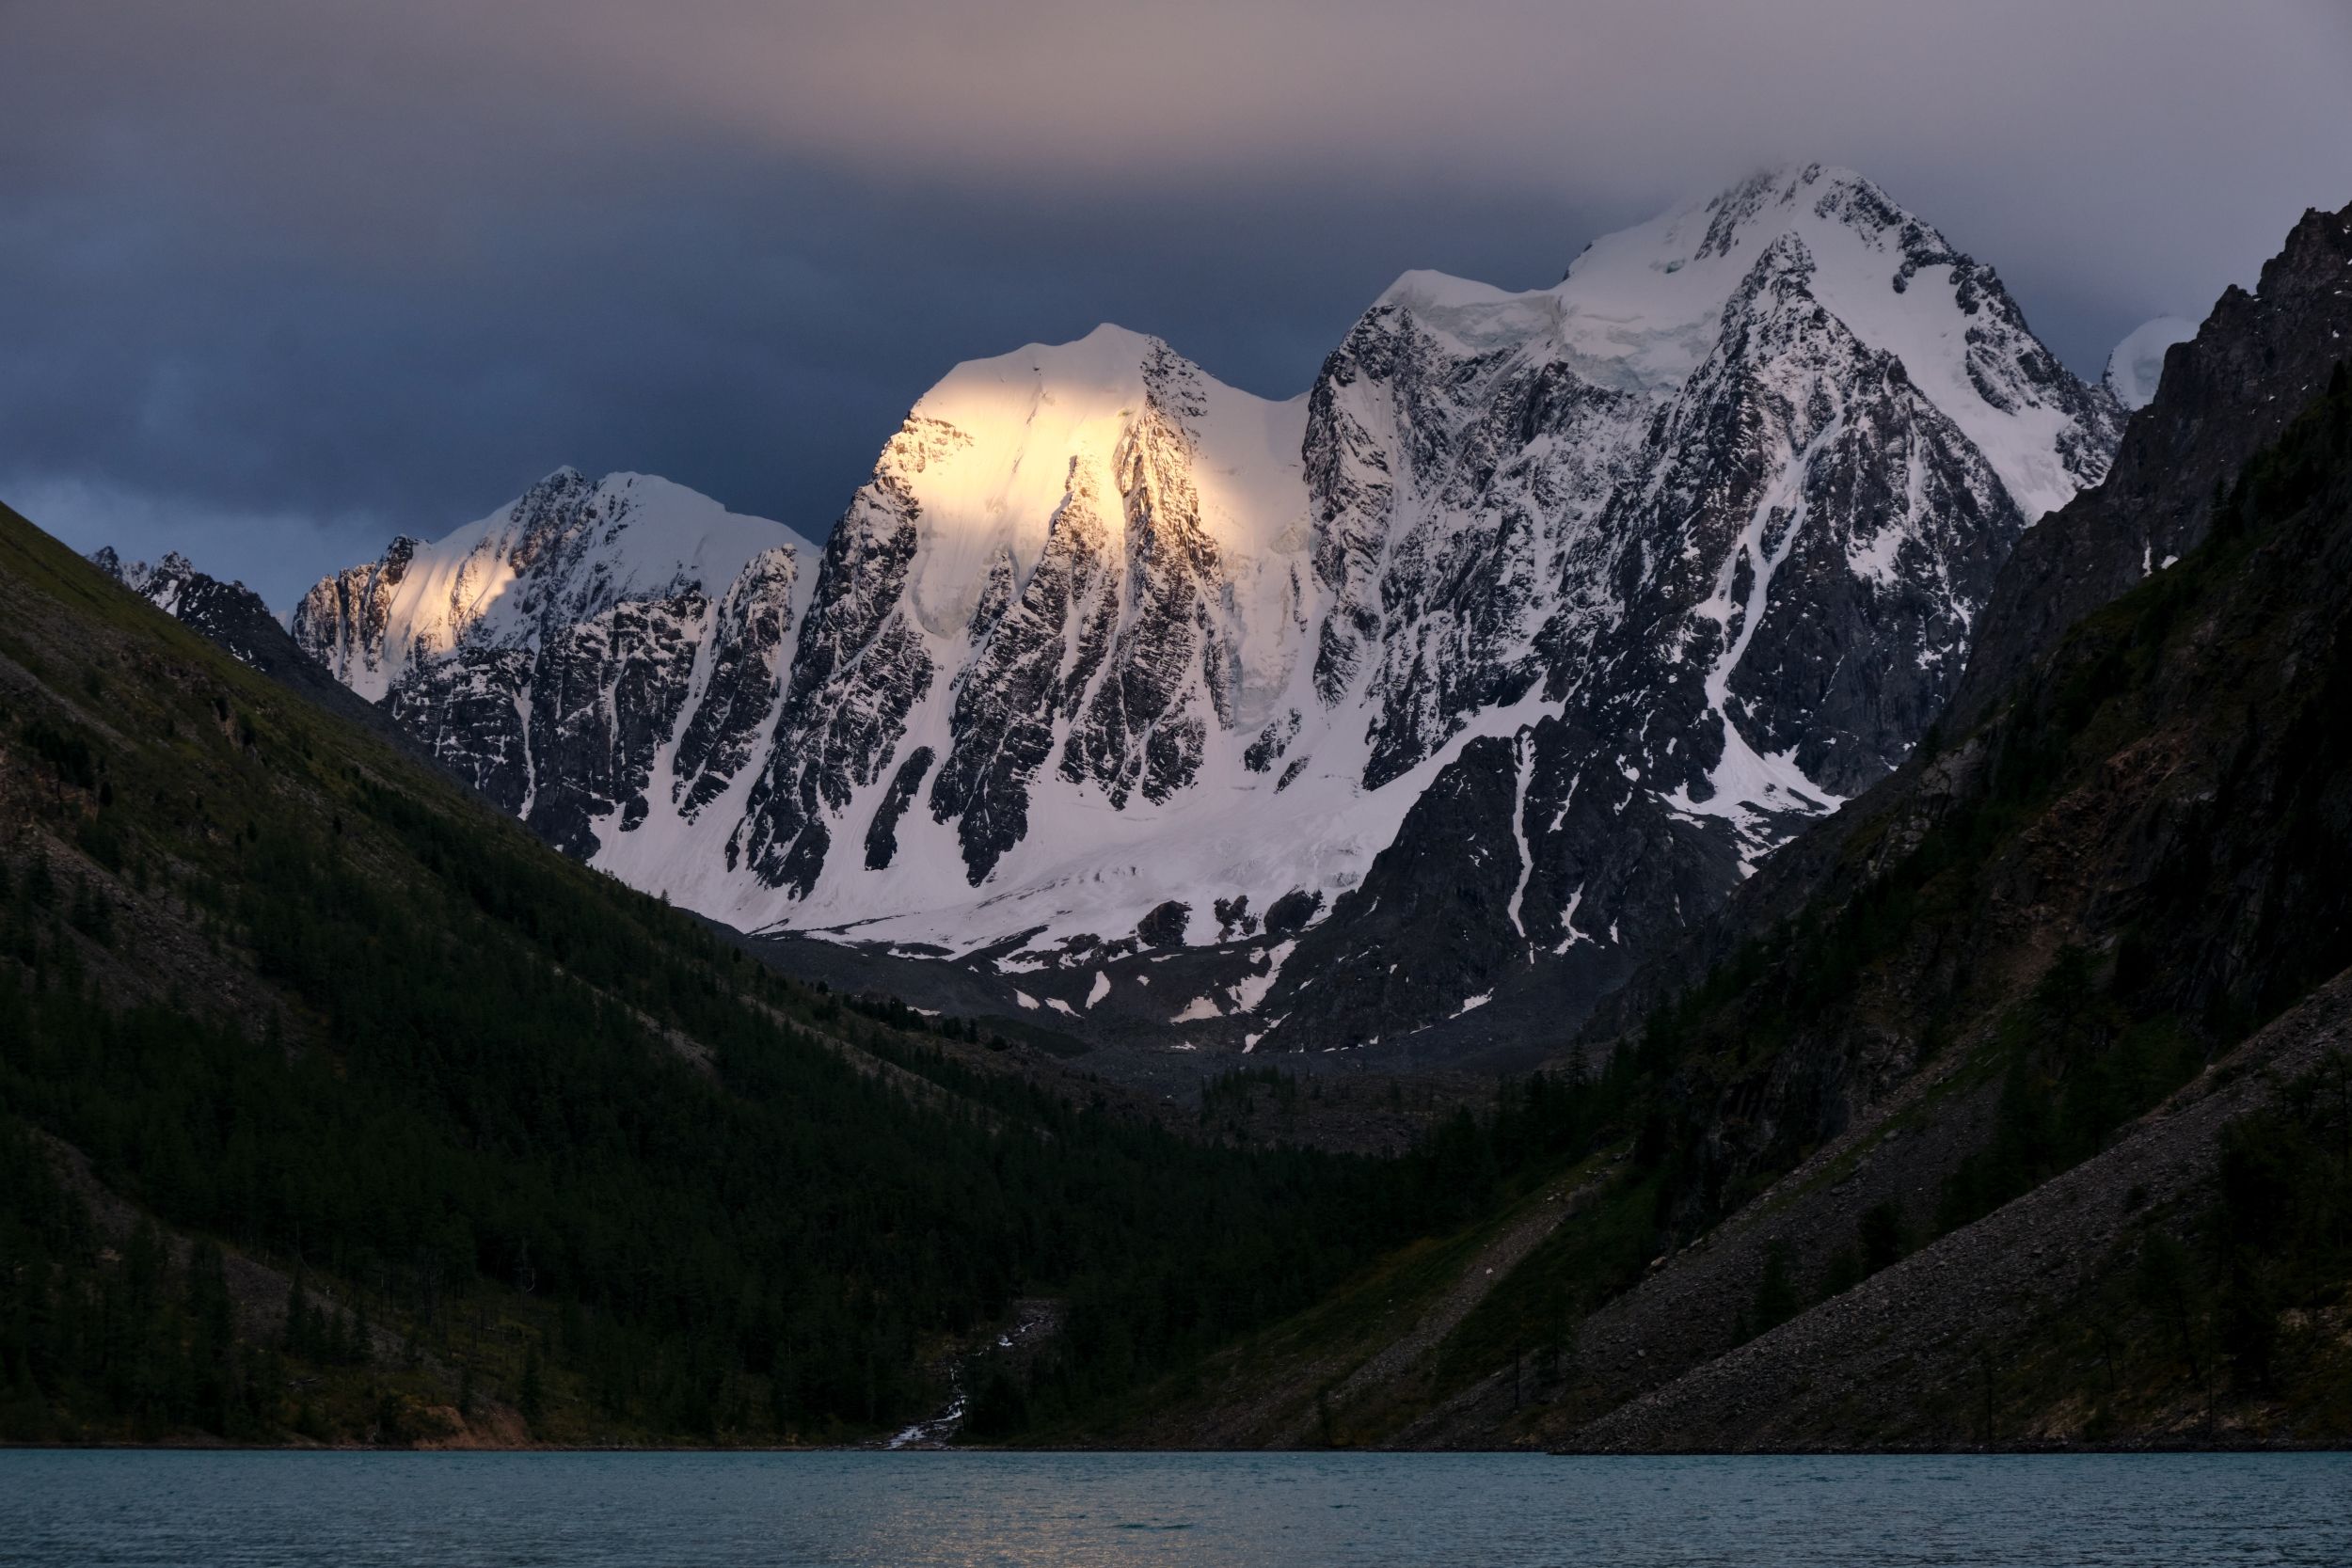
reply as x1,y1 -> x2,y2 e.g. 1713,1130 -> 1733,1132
3,1449 -> 2347,1565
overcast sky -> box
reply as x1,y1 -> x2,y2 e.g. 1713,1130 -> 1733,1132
5,0 -> 2349,607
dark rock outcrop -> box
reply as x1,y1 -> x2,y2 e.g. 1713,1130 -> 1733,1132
1949,201 -> 2352,727
1136,900 -> 1191,947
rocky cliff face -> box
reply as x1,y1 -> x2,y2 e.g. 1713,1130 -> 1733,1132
1582,198 -> 2352,1225
1949,202 -> 2352,728
1255,166 -> 2119,1048
287,468 -> 818,874
292,166 -> 2125,1053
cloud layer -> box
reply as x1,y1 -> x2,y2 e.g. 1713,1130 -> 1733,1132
5,0 -> 2348,603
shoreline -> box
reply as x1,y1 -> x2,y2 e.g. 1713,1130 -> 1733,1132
6,1440 -> 2348,1457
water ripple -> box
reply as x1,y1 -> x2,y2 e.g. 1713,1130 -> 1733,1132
1,1450 -> 2347,1567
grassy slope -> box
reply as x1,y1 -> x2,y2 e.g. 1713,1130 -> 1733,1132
1060,1154 -> 1621,1448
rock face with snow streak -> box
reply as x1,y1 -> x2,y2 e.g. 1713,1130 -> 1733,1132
1262,174 -> 2112,1048
290,468 -> 818,866
92,548 -> 291,668
296,165 -> 2122,1053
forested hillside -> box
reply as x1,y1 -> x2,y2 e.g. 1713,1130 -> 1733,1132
0,499 -> 1572,1446
1062,331 -> 2352,1452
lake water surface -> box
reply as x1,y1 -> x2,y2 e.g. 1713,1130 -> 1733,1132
2,1449 -> 2346,1566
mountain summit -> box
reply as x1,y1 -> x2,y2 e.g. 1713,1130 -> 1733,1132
288,468 -> 818,863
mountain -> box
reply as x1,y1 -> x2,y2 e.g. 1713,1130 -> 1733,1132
288,467 -> 819,863
1248,166 -> 2118,1052
17,180 -> 2349,1455
1590,202 -> 2352,1240
295,165 -> 2122,1053
1602,198 -> 2352,1033
1518,254 -> 2352,1452
1063,197 -> 2352,1452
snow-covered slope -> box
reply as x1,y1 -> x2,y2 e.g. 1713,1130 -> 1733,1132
724,325 -> 1407,942
297,165 -> 2124,1053
291,469 -> 819,861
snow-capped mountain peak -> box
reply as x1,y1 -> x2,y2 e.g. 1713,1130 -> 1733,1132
290,469 -> 818,859
882,325 -> 1309,640
293,166 -> 2126,1053
292,467 -> 807,704
1382,164 -> 2119,518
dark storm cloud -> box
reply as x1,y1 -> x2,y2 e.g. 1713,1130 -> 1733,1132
4,0 -> 2348,605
